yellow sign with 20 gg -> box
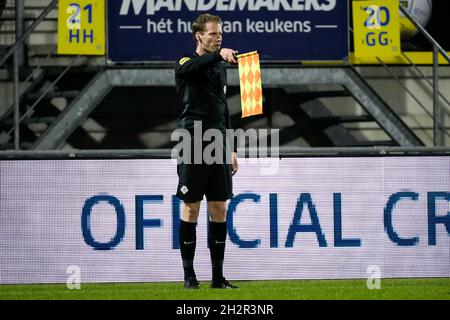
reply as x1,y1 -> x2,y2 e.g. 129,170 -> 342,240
353,0 -> 401,59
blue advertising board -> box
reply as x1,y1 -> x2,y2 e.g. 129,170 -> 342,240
107,0 -> 349,62
1,156 -> 449,284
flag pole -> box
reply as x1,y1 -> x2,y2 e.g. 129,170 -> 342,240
235,50 -> 259,59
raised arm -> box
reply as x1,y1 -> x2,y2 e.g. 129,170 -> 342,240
175,50 -> 221,76
175,48 -> 237,76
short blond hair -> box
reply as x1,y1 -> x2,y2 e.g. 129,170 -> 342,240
192,13 -> 222,36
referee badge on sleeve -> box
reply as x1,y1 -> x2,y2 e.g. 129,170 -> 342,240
180,185 -> 189,194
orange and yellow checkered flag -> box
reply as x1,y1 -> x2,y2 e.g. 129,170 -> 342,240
236,51 -> 263,118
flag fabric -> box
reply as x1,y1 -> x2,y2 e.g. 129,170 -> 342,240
237,51 -> 263,118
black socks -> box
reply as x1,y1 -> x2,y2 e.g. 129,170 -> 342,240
179,219 -> 228,282
208,221 -> 227,282
179,220 -> 197,280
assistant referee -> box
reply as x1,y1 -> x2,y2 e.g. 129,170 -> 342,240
174,13 -> 239,289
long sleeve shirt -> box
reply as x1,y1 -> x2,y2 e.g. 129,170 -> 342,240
174,50 -> 233,133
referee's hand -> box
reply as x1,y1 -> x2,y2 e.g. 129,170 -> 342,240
220,48 -> 238,64
231,152 -> 238,176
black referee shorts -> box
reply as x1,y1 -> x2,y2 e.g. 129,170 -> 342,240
176,162 -> 233,203
175,132 -> 233,203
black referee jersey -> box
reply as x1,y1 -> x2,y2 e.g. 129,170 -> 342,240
174,50 -> 233,133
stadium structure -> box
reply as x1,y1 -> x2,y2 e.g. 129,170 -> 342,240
0,0 -> 449,300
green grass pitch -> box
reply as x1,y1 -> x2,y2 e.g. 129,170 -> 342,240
1,278 -> 449,300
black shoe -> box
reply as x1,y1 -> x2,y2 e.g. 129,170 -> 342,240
211,277 -> 238,289
184,277 -> 200,289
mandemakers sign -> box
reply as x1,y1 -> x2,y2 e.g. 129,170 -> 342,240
107,0 -> 349,61
119,0 -> 338,15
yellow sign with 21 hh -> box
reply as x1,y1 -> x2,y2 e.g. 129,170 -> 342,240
353,0 -> 401,59
58,0 -> 105,55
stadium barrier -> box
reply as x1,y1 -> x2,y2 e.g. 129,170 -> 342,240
0,148 -> 449,284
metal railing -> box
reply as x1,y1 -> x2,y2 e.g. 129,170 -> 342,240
398,5 -> 450,146
0,0 -> 70,150
0,0 -> 57,67
394,4 -> 449,146
0,146 -> 450,160
375,56 -> 450,142
348,3 -> 450,147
